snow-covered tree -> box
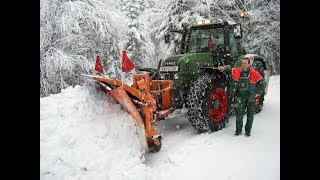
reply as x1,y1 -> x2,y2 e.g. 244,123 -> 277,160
148,0 -> 192,60
194,0 -> 211,18
243,0 -> 280,75
40,0 -> 126,97
40,0 -> 279,97
122,0 -> 155,69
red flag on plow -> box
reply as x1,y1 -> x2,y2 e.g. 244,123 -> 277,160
122,50 -> 135,72
95,56 -> 104,74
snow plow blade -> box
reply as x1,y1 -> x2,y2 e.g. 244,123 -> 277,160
108,86 -> 147,151
109,86 -> 144,127
81,73 -> 174,152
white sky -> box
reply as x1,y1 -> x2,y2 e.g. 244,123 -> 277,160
40,75 -> 280,180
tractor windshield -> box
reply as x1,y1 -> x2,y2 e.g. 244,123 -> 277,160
187,27 -> 224,53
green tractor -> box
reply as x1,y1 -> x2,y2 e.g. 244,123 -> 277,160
142,18 -> 270,133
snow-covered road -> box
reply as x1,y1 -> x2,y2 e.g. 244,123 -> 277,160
145,76 -> 280,180
40,75 -> 279,180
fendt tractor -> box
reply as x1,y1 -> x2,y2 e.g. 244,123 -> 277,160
154,18 -> 270,133
82,17 -> 270,153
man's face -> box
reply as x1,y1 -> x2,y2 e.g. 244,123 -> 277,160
241,59 -> 250,70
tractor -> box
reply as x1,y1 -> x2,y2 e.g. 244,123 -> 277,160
152,18 -> 270,133
82,17 -> 270,153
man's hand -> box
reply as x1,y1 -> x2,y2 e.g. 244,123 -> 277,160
218,66 -> 225,72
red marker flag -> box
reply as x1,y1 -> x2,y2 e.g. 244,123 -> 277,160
122,50 -> 135,72
95,56 -> 104,74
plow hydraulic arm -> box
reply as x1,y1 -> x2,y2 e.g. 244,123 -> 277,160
83,74 -> 174,152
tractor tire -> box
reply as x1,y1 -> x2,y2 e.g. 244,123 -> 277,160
187,74 -> 232,133
255,92 -> 265,114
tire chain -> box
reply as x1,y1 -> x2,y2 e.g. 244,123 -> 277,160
187,74 -> 229,133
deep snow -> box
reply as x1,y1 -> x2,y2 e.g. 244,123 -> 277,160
40,75 -> 280,180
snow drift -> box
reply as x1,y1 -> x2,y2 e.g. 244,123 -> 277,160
40,84 -> 151,179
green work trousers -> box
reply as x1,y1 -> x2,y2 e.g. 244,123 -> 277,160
235,92 -> 256,134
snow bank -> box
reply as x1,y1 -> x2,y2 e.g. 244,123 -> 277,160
40,85 -> 152,180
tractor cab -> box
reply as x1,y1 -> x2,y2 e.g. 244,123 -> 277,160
165,18 -> 245,60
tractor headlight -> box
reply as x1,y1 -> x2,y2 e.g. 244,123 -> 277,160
160,73 -> 165,80
174,73 -> 179,79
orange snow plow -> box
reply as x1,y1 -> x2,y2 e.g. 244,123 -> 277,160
81,73 -> 174,152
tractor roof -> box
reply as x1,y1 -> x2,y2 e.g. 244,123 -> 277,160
190,18 -> 237,28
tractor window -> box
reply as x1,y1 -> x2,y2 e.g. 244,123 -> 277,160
187,28 -> 224,53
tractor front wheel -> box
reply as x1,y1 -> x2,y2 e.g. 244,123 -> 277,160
187,74 -> 232,133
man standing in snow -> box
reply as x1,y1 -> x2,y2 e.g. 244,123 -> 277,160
218,57 -> 265,136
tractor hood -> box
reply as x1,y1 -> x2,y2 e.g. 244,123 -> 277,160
160,52 -> 218,94
162,55 -> 184,66
162,53 -> 212,67
160,53 -> 213,84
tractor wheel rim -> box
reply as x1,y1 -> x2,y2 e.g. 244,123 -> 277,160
208,88 -> 228,122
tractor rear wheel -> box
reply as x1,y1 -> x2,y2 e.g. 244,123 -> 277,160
187,74 -> 232,133
255,92 -> 265,113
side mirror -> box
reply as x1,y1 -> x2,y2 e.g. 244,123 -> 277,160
182,22 -> 188,29
164,32 -> 170,43
234,24 -> 242,39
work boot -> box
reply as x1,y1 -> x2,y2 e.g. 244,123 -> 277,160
234,132 -> 241,136
245,132 -> 250,137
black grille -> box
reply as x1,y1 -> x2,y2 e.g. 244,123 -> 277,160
160,72 -> 174,80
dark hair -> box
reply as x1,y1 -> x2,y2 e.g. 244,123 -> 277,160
242,57 -> 250,64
